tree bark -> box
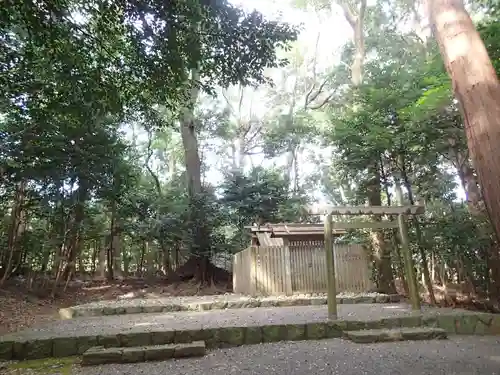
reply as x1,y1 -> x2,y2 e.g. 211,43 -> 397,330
0,180 -> 27,285
337,0 -> 367,86
180,69 -> 202,199
428,0 -> 500,300
179,68 -> 212,284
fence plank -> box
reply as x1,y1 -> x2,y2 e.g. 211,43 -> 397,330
283,245 -> 292,295
232,252 -> 239,293
249,247 -> 256,296
233,243 -> 374,296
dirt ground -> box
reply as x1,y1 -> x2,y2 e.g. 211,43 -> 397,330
0,277 -> 230,335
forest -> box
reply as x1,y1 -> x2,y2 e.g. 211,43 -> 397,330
1,0 -> 500,329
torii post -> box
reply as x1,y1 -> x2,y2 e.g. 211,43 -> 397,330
322,205 -> 425,320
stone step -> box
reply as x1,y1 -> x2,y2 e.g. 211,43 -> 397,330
344,327 -> 447,344
81,341 -> 206,366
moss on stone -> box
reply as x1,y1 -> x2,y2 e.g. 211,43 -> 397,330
216,327 -> 245,346
262,325 -> 286,342
284,324 -> 306,341
456,315 -> 478,334
437,315 -> 457,333
244,326 -> 262,345
8,356 -> 77,375
489,315 -> 500,335
119,331 -> 151,347
306,323 -> 327,340
52,337 -> 78,358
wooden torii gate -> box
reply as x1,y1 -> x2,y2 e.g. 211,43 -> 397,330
312,205 -> 425,319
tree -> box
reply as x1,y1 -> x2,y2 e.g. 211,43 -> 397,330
167,4 -> 298,284
428,0 -> 500,299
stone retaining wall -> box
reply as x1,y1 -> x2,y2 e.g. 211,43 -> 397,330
60,294 -> 402,319
1,311 -> 499,361
81,341 -> 206,366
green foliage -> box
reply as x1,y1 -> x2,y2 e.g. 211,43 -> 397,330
0,0 -> 300,280
417,202 -> 493,292
2,0 -> 500,298
220,166 -> 307,224
479,19 -> 500,74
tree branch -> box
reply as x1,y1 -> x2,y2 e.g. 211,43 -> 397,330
310,92 -> 335,110
144,127 -> 163,197
337,0 -> 357,28
304,31 -> 322,107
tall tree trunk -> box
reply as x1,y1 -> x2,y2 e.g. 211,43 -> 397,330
179,68 -> 211,284
181,69 -> 202,199
428,0 -> 500,300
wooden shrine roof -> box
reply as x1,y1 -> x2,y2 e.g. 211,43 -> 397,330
246,223 -> 347,238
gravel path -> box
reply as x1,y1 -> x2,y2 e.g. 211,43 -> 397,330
3,303 -> 469,340
73,336 -> 500,375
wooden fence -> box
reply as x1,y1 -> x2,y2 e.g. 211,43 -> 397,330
232,242 -> 374,296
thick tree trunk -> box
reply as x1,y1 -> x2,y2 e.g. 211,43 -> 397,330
428,0 -> 500,299
179,69 -> 212,284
